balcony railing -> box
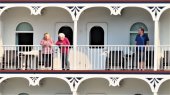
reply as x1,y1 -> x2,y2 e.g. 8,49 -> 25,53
0,45 -> 168,71
159,45 -> 170,70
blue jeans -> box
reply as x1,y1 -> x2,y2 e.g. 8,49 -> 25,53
62,53 -> 69,70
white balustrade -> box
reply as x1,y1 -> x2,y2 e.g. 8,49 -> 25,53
0,45 -> 157,70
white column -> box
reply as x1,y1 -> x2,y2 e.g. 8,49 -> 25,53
153,92 -> 158,95
73,20 -> 78,70
0,16 -> 3,68
72,91 -> 78,95
154,20 -> 160,71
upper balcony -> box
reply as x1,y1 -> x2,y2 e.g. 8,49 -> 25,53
0,6 -> 170,74
0,45 -> 169,73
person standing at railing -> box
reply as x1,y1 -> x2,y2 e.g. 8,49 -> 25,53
135,27 -> 149,70
40,33 -> 53,70
56,33 -> 70,70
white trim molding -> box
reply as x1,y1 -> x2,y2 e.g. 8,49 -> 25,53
0,73 -> 170,94
0,3 -> 170,21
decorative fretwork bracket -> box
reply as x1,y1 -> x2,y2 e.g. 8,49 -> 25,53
67,6 -> 84,20
29,77 -> 40,86
108,77 -> 122,87
66,77 -> 83,91
30,6 -> 42,15
146,78 -> 163,92
110,6 -> 123,15
147,6 -> 165,21
0,6 -> 5,16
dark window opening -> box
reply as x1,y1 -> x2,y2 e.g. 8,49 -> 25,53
58,26 -> 73,45
16,33 -> 33,51
90,26 -> 104,48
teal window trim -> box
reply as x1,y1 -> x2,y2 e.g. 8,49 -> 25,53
18,93 -> 29,95
16,22 -> 33,31
130,22 -> 148,45
130,22 -> 148,31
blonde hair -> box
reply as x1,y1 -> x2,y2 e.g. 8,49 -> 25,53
43,33 -> 51,40
44,32 -> 49,36
58,33 -> 65,38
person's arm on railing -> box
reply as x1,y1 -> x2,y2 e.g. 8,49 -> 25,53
65,37 -> 70,45
55,41 -> 61,46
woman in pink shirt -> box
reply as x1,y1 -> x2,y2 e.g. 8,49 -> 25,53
40,33 -> 53,69
56,33 -> 70,70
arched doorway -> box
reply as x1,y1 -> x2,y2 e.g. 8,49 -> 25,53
58,26 -> 73,45
90,26 -> 104,46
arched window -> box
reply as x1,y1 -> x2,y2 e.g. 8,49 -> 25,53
16,22 -> 33,51
18,93 -> 29,95
130,22 -> 148,31
90,26 -> 104,45
130,22 -> 148,45
16,22 -> 33,31
58,26 -> 73,45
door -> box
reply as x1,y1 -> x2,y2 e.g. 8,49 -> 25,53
87,23 -> 107,70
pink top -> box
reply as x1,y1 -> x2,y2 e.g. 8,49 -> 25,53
40,39 -> 53,54
56,37 -> 70,54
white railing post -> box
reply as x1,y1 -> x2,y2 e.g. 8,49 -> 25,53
154,20 -> 160,71
73,20 -> 78,70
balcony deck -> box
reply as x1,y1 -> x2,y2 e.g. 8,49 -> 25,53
0,45 -> 170,72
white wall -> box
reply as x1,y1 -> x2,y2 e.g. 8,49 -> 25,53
1,7 -> 72,45
0,83 -> 2,95
78,7 -> 154,45
78,78 -> 152,95
1,7 -> 154,45
160,9 -> 170,45
0,78 -> 71,95
158,80 -> 170,95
